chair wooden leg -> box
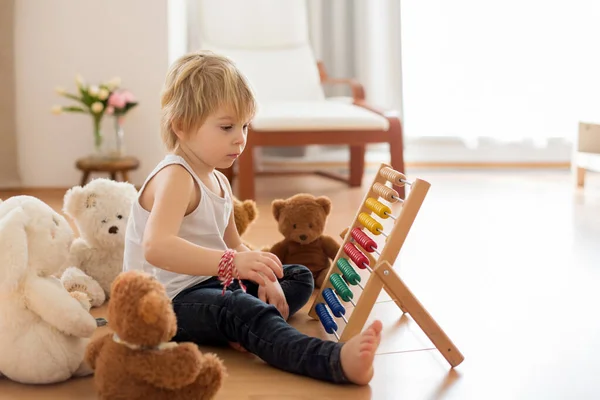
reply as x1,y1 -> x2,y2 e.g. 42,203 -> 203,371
576,166 -> 585,187
388,116 -> 406,199
349,145 -> 366,186
237,145 -> 256,200
218,166 -> 234,185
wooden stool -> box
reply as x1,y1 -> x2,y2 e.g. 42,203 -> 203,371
75,156 -> 140,186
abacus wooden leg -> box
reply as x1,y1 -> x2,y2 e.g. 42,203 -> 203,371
349,145 -> 365,186
237,144 -> 256,200
388,116 -> 406,199
122,170 -> 130,183
375,261 -> 464,368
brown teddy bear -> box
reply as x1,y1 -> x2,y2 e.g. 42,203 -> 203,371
233,196 -> 258,249
85,270 -> 226,400
268,194 -> 340,287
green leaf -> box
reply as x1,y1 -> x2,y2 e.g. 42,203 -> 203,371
62,106 -> 87,113
124,102 -> 138,112
78,85 -> 93,106
62,93 -> 85,104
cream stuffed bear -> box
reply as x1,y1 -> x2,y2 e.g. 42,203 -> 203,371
0,195 -> 97,384
61,178 -> 137,307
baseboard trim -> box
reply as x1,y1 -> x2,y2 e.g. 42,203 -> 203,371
260,160 -> 571,170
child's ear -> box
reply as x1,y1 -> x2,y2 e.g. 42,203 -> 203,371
272,200 -> 286,221
171,118 -> 186,139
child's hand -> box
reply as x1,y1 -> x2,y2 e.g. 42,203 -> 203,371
258,280 -> 289,320
234,251 -> 283,284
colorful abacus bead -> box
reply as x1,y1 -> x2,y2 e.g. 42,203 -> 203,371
373,182 -> 402,203
380,167 -> 408,186
323,288 -> 346,318
344,242 -> 369,269
337,258 -> 362,285
351,228 -> 377,253
330,273 -> 353,302
316,303 -> 338,334
365,198 -> 395,220
358,213 -> 385,236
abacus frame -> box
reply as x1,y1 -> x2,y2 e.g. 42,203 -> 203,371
308,163 -> 464,368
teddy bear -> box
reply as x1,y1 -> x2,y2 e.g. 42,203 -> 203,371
85,270 -> 226,400
60,178 -> 138,307
268,194 -> 340,287
233,196 -> 258,249
0,195 -> 98,384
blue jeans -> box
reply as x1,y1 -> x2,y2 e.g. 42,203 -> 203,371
172,264 -> 349,383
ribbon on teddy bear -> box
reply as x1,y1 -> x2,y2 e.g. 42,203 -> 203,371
218,249 -> 246,295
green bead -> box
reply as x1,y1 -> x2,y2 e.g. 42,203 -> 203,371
330,273 -> 353,302
337,258 -> 361,286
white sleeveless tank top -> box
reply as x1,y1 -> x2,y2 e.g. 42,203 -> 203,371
123,154 -> 233,299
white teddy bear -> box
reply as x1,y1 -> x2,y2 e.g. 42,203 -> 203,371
0,195 -> 98,384
61,178 -> 137,307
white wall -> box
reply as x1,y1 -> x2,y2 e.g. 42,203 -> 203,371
14,0 -> 169,187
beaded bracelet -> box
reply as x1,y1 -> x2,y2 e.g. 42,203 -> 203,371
217,249 -> 246,295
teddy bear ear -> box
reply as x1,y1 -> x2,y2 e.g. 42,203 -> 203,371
272,199 -> 286,221
118,181 -> 139,199
243,200 -> 258,221
315,196 -> 332,215
63,186 -> 96,218
138,291 -> 163,325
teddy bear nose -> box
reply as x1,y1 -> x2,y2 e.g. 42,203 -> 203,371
299,234 -> 307,241
109,226 -> 119,234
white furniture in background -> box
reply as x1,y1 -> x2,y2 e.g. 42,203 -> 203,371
573,122 -> 600,187
194,0 -> 405,200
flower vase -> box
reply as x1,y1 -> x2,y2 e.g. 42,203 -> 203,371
114,117 -> 125,157
92,117 -> 106,159
91,117 -> 119,159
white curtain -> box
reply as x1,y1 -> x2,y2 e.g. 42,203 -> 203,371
401,0 -> 600,143
308,0 -> 403,115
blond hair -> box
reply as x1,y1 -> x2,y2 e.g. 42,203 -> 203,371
160,51 -> 256,151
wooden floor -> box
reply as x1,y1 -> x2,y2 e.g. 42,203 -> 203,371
1,167 -> 600,399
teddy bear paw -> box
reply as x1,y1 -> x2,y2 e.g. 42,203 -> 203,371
61,267 -> 106,307
69,291 -> 92,312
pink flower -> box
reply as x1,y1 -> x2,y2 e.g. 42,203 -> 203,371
108,92 -> 126,109
122,90 -> 135,103
106,106 -> 115,115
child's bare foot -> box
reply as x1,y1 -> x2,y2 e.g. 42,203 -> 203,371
340,320 -> 383,385
229,341 -> 248,353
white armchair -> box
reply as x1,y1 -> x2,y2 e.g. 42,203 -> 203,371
573,122 -> 600,187
195,0 -> 405,200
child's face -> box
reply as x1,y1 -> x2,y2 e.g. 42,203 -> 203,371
181,108 -> 250,169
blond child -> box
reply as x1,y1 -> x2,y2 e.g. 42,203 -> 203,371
123,50 -> 382,384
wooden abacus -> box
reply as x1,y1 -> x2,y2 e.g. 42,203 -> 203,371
308,163 -> 464,368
